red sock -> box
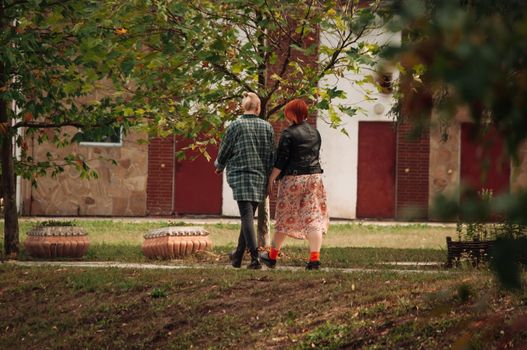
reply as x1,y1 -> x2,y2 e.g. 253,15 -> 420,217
309,251 -> 320,262
269,248 -> 279,260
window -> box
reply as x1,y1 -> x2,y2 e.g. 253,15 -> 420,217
77,125 -> 123,147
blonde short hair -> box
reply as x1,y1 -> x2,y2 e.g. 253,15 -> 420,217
241,92 -> 261,113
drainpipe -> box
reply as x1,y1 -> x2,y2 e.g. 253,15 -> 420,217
10,19 -> 23,215
171,135 -> 176,215
12,100 -> 22,214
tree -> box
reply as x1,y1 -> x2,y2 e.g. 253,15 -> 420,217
387,0 -> 527,288
0,0 -> 141,256
1,0 -> 389,255
100,0 -> 389,246
0,0 -> 115,256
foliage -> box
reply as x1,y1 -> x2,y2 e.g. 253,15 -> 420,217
150,287 -> 167,298
96,0 -> 389,147
388,0 -> 527,289
0,0 -> 138,185
452,189 -> 527,242
35,220 -> 77,227
2,0 -> 391,254
456,283 -> 472,303
388,0 -> 527,155
490,236 -> 527,290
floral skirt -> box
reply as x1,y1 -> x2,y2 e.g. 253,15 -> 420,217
274,174 -> 329,239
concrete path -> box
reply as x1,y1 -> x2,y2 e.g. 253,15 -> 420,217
15,216 -> 457,227
6,260 -> 456,275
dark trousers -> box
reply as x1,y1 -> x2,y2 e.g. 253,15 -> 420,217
235,201 -> 259,259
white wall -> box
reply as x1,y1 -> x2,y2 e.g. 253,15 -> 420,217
222,173 -> 239,216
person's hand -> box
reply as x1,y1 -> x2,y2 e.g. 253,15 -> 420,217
267,180 -> 274,196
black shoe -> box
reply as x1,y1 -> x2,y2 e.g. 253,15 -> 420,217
306,261 -> 321,270
228,250 -> 243,268
259,252 -> 276,268
247,259 -> 262,270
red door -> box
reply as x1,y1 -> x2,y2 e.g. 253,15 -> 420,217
460,123 -> 510,195
174,137 -> 222,215
357,122 -> 397,218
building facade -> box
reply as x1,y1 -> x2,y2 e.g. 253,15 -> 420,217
19,28 -> 527,220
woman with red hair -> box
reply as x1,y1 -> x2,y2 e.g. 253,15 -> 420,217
260,99 -> 329,270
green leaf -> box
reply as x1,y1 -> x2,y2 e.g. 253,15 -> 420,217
317,99 -> 330,110
63,81 -> 79,94
121,58 -> 136,75
231,63 -> 243,74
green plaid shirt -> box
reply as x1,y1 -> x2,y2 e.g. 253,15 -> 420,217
216,114 -> 275,202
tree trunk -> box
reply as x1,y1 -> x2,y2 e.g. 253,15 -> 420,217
0,62 -> 19,258
257,198 -> 271,248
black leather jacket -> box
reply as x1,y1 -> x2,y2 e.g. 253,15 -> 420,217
274,122 -> 323,177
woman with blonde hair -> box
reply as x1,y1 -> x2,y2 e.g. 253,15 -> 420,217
215,92 -> 275,269
260,99 -> 329,270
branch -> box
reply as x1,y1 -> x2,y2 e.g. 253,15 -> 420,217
266,99 -> 290,119
262,0 -> 299,45
265,1 -> 314,101
3,0 -> 74,11
188,3 -> 260,31
211,62 -> 255,93
13,119 -> 115,130
2,0 -> 29,10
316,22 -> 370,84
210,95 -> 242,104
188,2 -> 284,46
238,24 -> 261,67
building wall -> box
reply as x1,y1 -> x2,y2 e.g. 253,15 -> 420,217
222,29 -> 402,219
21,130 -> 148,216
316,29 -> 401,219
428,115 -> 461,210
512,141 -> 527,193
396,121 -> 430,219
146,137 -> 175,215
428,108 -> 519,217
223,21 -> 320,218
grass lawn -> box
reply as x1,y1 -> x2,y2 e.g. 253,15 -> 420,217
1,265 -> 526,349
1,219 -> 452,268
2,220 -> 526,349
15,220 -> 454,249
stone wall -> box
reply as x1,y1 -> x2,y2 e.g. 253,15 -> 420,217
511,140 -> 527,193
21,130 -> 148,216
428,116 -> 461,210
428,107 -> 527,216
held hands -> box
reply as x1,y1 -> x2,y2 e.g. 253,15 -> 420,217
267,167 -> 282,196
214,159 -> 222,174
267,180 -> 274,196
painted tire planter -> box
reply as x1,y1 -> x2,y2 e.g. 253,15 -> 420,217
24,226 -> 90,259
446,236 -> 494,267
142,226 -> 212,259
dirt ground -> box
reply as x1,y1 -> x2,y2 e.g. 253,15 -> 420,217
1,264 -> 527,349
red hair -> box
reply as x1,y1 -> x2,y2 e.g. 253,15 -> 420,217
284,99 -> 308,124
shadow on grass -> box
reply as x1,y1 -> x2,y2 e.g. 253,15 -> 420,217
215,246 -> 447,269
12,243 -> 447,269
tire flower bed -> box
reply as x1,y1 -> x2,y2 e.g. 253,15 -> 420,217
24,221 -> 89,259
142,226 -> 212,259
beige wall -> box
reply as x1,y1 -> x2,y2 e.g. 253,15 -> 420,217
21,130 -> 148,216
